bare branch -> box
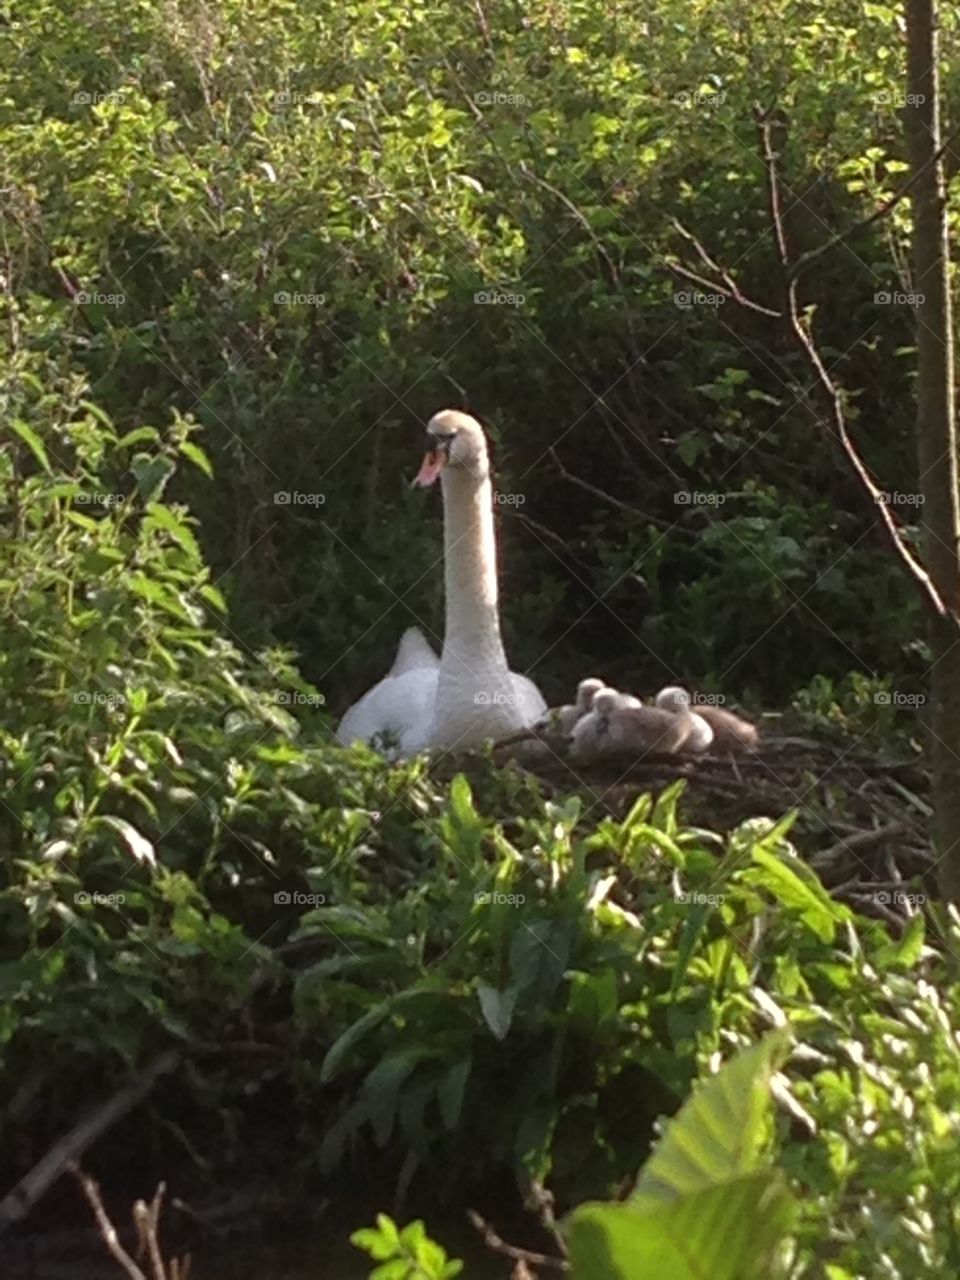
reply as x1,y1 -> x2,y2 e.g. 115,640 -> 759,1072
0,1050 -> 180,1234
548,446 -> 686,533
467,1209 -> 568,1271
69,1164 -> 149,1280
753,107 -> 960,629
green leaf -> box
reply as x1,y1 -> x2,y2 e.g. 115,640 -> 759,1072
437,1058 -> 471,1131
11,419 -> 52,474
94,815 -> 156,867
632,1030 -> 792,1204
131,453 -> 176,503
144,502 -> 201,559
476,982 -> 516,1040
745,846 -> 846,944
179,439 -> 214,477
566,1171 -> 795,1280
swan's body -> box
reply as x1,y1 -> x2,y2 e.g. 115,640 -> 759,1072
655,686 -> 758,751
537,677 -> 606,734
570,689 -> 691,761
654,686 -> 715,753
335,627 -> 439,756
337,411 -> 545,755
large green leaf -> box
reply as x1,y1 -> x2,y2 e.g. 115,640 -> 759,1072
566,1172 -> 795,1280
631,1030 -> 791,1204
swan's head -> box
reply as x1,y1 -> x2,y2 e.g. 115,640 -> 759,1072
414,410 -> 489,486
576,677 -> 606,709
655,685 -> 692,713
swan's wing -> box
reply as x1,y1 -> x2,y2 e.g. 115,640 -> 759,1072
337,667 -> 438,756
387,626 -> 439,677
510,672 -> 547,724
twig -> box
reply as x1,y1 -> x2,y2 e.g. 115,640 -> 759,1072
670,220 -> 783,318
518,164 -> 620,285
0,1050 -> 180,1234
133,1183 -> 168,1280
548,446 -> 682,532
753,106 -> 960,630
467,1210 -> 568,1271
69,1165 -> 149,1280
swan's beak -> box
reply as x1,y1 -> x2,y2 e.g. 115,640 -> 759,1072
413,448 -> 447,487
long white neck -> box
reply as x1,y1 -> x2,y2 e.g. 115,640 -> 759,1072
439,462 -> 508,671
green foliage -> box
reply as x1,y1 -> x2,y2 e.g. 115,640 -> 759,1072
351,1215 -> 463,1280
565,1032 -> 795,1279
3,0 -> 957,705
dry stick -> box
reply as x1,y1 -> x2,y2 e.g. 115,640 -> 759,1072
664,259 -> 783,318
669,220 -> 783,318
0,1050 -> 180,1234
69,1165 -> 149,1280
752,105 -> 960,630
467,1209 -> 568,1272
134,1183 -> 169,1280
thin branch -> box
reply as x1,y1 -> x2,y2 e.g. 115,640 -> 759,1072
467,1210 -> 568,1272
664,258 -> 783,318
69,1164 -> 149,1280
670,221 -> 782,317
0,1050 -> 180,1234
548,446 -> 686,533
519,163 -> 620,285
753,106 -> 960,629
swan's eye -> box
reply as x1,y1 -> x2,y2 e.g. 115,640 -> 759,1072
427,431 -> 457,451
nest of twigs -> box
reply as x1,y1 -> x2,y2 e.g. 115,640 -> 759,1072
454,724 -> 934,932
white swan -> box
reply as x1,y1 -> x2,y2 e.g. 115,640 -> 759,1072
570,688 -> 692,761
654,686 -> 715,752
655,686 -> 758,751
337,410 -> 546,755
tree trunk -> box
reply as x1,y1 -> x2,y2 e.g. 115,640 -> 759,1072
904,0 -> 960,898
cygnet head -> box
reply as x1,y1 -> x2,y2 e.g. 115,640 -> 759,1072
592,689 -> 622,716
414,410 -> 488,487
655,685 -> 692,713
577,677 -> 606,709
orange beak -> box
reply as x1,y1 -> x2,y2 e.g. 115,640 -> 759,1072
413,448 -> 447,488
